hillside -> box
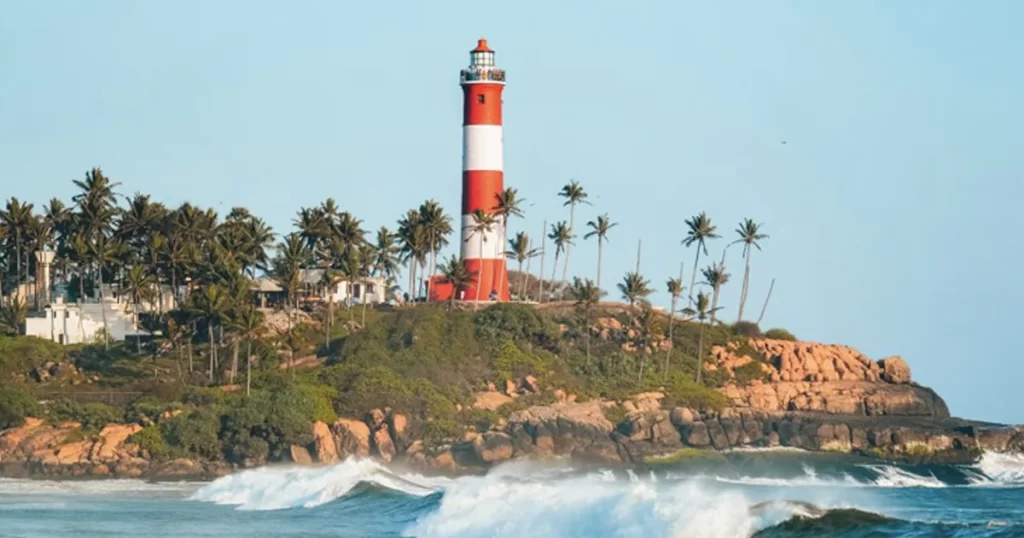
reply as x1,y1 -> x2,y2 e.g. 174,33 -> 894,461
1,303 -> 1021,479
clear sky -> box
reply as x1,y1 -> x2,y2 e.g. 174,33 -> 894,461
2,1 -> 1021,422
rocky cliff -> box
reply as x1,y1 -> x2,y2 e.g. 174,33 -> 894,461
3,338 -> 1022,478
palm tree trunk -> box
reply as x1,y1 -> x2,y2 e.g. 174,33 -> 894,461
97,265 -> 109,350
757,278 -> 775,326
688,249 -> 701,305
596,240 -> 603,294
696,322 -> 706,384
564,203 -> 575,286
187,323 -> 193,373
495,218 -> 508,301
246,339 -> 252,397
135,310 -> 141,354
325,296 -> 333,351
738,246 -> 752,322
476,236 -> 485,302
584,303 -> 591,364
361,297 -> 367,327
711,285 -> 721,322
664,296 -> 677,382
538,220 -> 546,302
549,253 -> 560,301
230,335 -> 239,384
208,324 -> 215,382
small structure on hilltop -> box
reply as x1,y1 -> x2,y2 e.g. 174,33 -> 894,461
251,270 -> 390,308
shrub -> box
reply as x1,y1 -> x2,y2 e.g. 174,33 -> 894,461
421,419 -> 463,445
459,408 -> 500,432
603,404 -> 627,426
47,401 -> 121,431
734,361 -> 770,385
124,399 -> 184,426
130,426 -> 177,462
764,328 -> 798,341
161,409 -> 222,461
0,336 -> 65,380
0,387 -> 39,429
731,321 -> 763,338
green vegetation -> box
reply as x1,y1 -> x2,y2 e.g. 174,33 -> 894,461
764,328 -> 798,341
0,171 -> 787,464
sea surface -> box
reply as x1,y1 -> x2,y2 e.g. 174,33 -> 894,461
2,450 -> 1023,537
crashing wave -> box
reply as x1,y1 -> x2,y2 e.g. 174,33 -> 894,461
188,458 -> 448,510
968,452 -> 1024,486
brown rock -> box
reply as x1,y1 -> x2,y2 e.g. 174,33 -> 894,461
56,440 -> 92,465
90,424 -> 142,463
878,356 -> 911,384
473,432 -> 514,463
473,391 -> 513,411
89,463 -> 110,476
332,418 -> 371,458
521,375 -> 540,394
289,445 -> 314,465
312,421 -> 338,464
372,427 -> 396,462
504,379 -> 518,396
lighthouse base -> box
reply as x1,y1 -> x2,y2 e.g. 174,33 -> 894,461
427,259 -> 510,303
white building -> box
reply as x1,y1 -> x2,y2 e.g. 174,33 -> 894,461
24,298 -> 138,345
251,271 -> 392,307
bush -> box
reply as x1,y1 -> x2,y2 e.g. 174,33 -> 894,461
421,419 -> 463,445
161,409 -> 222,461
130,426 -> 177,462
734,361 -> 770,385
0,336 -> 64,380
124,399 -> 183,426
0,387 -> 39,429
731,321 -> 763,338
764,328 -> 798,341
47,401 -> 122,431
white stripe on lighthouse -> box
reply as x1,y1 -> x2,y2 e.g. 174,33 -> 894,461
461,215 -> 504,259
462,125 -> 504,171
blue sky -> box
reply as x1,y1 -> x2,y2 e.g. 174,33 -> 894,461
2,1 -> 1021,422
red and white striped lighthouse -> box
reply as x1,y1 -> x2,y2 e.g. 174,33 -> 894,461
458,38 -> 509,301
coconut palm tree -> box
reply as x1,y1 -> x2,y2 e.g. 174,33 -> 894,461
272,233 -> 308,331
464,209 -> 497,301
123,264 -> 156,353
682,291 -> 723,385
89,233 -> 123,349
188,283 -> 231,382
419,200 -> 452,282
682,212 -> 719,304
397,209 -> 428,300
227,305 -> 264,396
547,221 -> 573,300
438,255 -> 476,309
1,198 -> 35,288
0,296 -> 27,336
732,219 -> 768,322
493,188 -> 525,300
557,180 -> 589,286
632,305 -> 662,382
664,273 -> 684,382
356,243 -> 377,326
617,271 -> 652,311
583,214 -> 617,293
568,277 -> 602,363
700,262 -> 730,322
505,232 -> 538,300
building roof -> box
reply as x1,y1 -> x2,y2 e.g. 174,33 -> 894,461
472,38 -> 492,53
251,278 -> 284,293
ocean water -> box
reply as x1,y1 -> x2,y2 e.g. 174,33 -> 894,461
2,451 -> 1023,537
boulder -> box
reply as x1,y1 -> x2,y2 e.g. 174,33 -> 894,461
878,356 -> 911,384
372,427 -> 396,462
311,421 -> 338,464
473,391 -> 513,411
90,424 -> 142,463
289,445 -> 313,465
332,418 -> 371,458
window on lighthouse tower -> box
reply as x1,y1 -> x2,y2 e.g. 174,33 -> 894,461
471,51 -> 494,67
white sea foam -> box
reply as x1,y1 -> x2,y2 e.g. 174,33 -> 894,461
0,477 -> 199,496
188,457 -> 448,510
969,451 -> 1024,486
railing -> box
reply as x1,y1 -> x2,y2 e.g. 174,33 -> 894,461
36,391 -> 145,406
460,69 -> 506,84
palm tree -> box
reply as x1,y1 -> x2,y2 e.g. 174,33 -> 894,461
557,180 -> 589,287
123,264 -> 156,353
356,243 -> 377,326
505,232 -> 538,300
1,198 -> 35,288
438,255 -> 476,309
318,265 -> 341,350
682,291 -> 723,384
632,305 -> 662,382
547,221 -> 573,300
492,188 -> 525,300
568,277 -> 602,363
584,214 -> 617,293
89,233 -> 123,349
617,271 -> 652,311
682,212 -> 719,304
732,219 -> 768,322
188,284 -> 231,382
373,226 -> 401,285
227,305 -> 264,396
272,233 -> 308,332
419,200 -> 452,284
664,272 -> 684,382
397,210 -> 428,300
701,262 -> 730,322
465,209 -> 497,301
